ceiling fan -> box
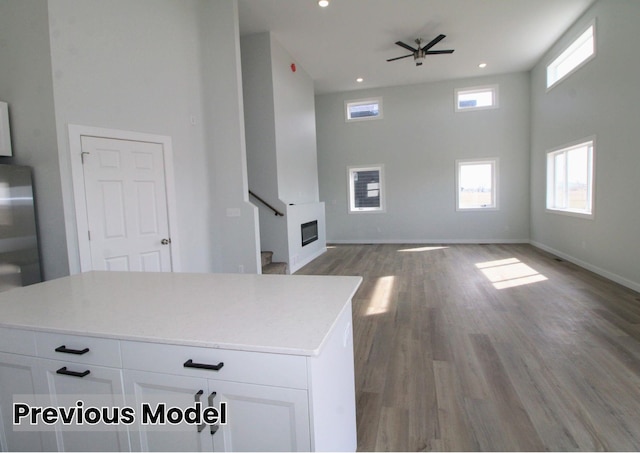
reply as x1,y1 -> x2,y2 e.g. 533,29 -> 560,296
387,34 -> 454,66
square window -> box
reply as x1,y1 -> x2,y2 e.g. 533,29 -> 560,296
345,98 -> 383,122
455,85 -> 498,112
348,166 -> 385,213
546,139 -> 594,217
456,159 -> 498,210
547,22 -> 595,89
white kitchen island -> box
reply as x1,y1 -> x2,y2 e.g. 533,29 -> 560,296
0,271 -> 362,452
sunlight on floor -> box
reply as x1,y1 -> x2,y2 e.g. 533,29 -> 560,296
475,257 -> 548,290
397,246 -> 449,253
365,276 -> 395,315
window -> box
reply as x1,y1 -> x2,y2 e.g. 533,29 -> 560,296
345,98 -> 383,122
455,85 -> 498,112
547,22 -> 595,89
546,139 -> 594,217
456,158 -> 498,210
348,166 -> 385,213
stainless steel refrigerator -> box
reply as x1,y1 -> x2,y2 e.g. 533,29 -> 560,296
0,164 -> 42,291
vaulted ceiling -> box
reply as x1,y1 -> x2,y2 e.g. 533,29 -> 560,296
238,0 -> 596,94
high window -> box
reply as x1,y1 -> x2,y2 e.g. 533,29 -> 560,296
546,139 -> 594,217
547,22 -> 595,89
455,85 -> 498,112
345,98 -> 383,122
456,158 -> 498,210
348,166 -> 385,213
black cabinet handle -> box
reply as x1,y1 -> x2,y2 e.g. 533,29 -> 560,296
194,390 -> 206,433
183,359 -> 224,371
208,392 -> 219,435
56,367 -> 90,378
55,345 -> 90,355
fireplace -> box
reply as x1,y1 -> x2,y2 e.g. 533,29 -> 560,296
301,220 -> 318,247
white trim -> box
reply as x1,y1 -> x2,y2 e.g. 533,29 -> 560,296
324,238 -> 640,293
289,247 -> 327,274
344,97 -> 383,122
530,240 -> 640,293
327,239 -> 529,245
347,165 -> 386,214
546,19 -> 596,91
68,124 -> 181,273
545,136 -> 595,219
455,157 -> 499,211
454,84 -> 499,112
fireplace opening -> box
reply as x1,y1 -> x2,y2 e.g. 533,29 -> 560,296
301,220 -> 318,247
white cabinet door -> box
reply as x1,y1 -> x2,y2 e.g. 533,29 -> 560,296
124,370 -> 214,452
124,369 -> 310,452
0,353 -> 55,452
209,379 -> 310,452
41,359 -> 129,452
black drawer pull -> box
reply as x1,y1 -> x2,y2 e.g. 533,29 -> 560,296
56,367 -> 90,378
55,345 -> 90,355
183,359 -> 224,371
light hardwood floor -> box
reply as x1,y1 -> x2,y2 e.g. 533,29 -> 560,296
296,243 -> 640,451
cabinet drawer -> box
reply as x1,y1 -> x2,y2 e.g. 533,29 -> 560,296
0,327 -> 36,356
121,341 -> 308,389
35,332 -> 121,368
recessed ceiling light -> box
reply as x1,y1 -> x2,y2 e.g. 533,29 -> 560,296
318,0 -> 329,7
478,63 -> 487,69
356,77 -> 364,83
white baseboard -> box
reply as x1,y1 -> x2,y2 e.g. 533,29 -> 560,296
289,247 -> 327,274
324,238 -> 640,294
327,238 -> 530,245
529,241 -> 640,293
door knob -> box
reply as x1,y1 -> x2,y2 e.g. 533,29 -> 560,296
161,238 -> 171,245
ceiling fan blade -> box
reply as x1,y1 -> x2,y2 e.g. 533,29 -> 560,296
395,41 -> 418,52
425,49 -> 455,55
421,34 -> 446,51
387,54 -> 414,62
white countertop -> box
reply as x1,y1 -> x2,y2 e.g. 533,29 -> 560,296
0,271 -> 362,356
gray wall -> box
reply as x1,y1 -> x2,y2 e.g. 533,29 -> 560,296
241,33 -> 287,264
0,0 -> 69,280
530,0 -> 640,291
1,0 -> 260,277
315,72 -> 531,243
242,32 -> 324,270
270,35 -> 319,204
48,0 -> 212,273
198,0 -> 261,274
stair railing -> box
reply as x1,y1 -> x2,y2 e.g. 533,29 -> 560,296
249,190 -> 284,217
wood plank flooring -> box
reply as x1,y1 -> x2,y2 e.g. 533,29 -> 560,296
295,243 -> 640,451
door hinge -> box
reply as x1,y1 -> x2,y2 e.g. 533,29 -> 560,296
81,152 -> 90,164
88,231 -> 91,241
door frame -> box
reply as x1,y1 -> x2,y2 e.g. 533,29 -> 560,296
68,124 -> 181,272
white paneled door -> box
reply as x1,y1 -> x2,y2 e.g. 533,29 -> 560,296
81,136 -> 173,272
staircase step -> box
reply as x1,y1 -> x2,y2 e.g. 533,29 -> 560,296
261,251 -> 273,267
262,262 -> 288,275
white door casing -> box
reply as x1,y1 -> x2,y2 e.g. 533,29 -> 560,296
69,125 -> 180,273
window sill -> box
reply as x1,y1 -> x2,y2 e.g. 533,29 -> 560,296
545,208 -> 594,220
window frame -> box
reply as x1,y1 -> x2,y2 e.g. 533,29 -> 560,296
455,158 -> 499,211
546,137 -> 595,219
454,85 -> 499,112
546,20 -> 596,91
344,97 -> 383,122
347,165 -> 386,214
